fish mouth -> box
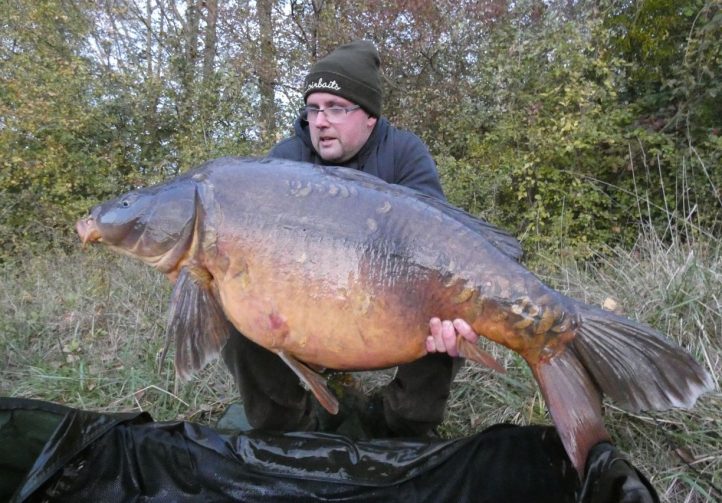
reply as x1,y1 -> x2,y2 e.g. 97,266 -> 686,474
75,217 -> 102,247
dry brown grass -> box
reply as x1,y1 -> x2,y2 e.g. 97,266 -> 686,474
1,227 -> 720,501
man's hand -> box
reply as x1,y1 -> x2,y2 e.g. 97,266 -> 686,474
426,318 -> 479,357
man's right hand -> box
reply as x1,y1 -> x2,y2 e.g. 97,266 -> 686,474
426,317 -> 479,357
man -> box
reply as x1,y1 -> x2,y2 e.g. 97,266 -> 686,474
222,40 -> 472,437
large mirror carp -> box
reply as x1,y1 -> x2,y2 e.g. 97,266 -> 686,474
76,157 -> 713,474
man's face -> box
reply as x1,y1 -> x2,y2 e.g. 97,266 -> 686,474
305,92 -> 378,163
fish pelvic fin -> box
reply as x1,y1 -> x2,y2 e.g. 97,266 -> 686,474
162,266 -> 231,380
572,303 -> 714,413
277,351 -> 340,415
531,351 -> 611,476
457,336 -> 506,373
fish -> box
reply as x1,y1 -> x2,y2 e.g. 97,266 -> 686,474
76,156 -> 713,475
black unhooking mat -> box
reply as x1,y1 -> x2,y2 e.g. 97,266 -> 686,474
0,397 -> 656,502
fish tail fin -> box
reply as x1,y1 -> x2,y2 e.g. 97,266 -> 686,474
531,351 -> 610,476
532,303 -> 714,475
162,267 -> 231,380
571,303 -> 714,413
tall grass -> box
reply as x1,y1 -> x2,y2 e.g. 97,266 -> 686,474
0,239 -> 236,422
1,229 -> 720,501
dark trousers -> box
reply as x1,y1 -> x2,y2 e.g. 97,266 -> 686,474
221,326 -> 460,436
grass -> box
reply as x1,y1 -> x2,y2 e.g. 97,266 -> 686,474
0,242 -> 237,422
1,228 -> 720,501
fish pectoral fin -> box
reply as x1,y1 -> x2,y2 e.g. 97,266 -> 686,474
162,266 -> 230,380
531,350 -> 610,477
456,336 -> 506,373
277,351 -> 340,415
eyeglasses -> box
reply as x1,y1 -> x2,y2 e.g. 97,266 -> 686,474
299,105 -> 361,124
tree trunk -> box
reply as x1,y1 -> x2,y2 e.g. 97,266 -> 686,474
179,0 -> 200,128
202,0 -> 218,86
257,0 -> 276,144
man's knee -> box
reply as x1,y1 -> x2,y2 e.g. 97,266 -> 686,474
242,394 -> 317,431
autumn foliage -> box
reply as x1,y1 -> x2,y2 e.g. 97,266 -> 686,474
1,0 -> 720,259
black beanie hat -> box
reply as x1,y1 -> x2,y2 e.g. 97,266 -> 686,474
304,40 -> 382,117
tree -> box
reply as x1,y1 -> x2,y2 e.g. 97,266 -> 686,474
257,0 -> 277,145
0,1 -> 123,254
1,0 -> 718,259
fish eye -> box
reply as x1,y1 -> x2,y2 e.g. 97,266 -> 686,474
118,194 -> 139,208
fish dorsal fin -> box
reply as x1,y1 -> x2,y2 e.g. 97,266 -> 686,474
277,351 -> 340,415
456,337 -> 506,374
161,266 -> 230,380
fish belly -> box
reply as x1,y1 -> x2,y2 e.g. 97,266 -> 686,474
212,235 -> 440,370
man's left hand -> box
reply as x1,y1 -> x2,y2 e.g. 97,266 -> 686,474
426,318 -> 479,357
